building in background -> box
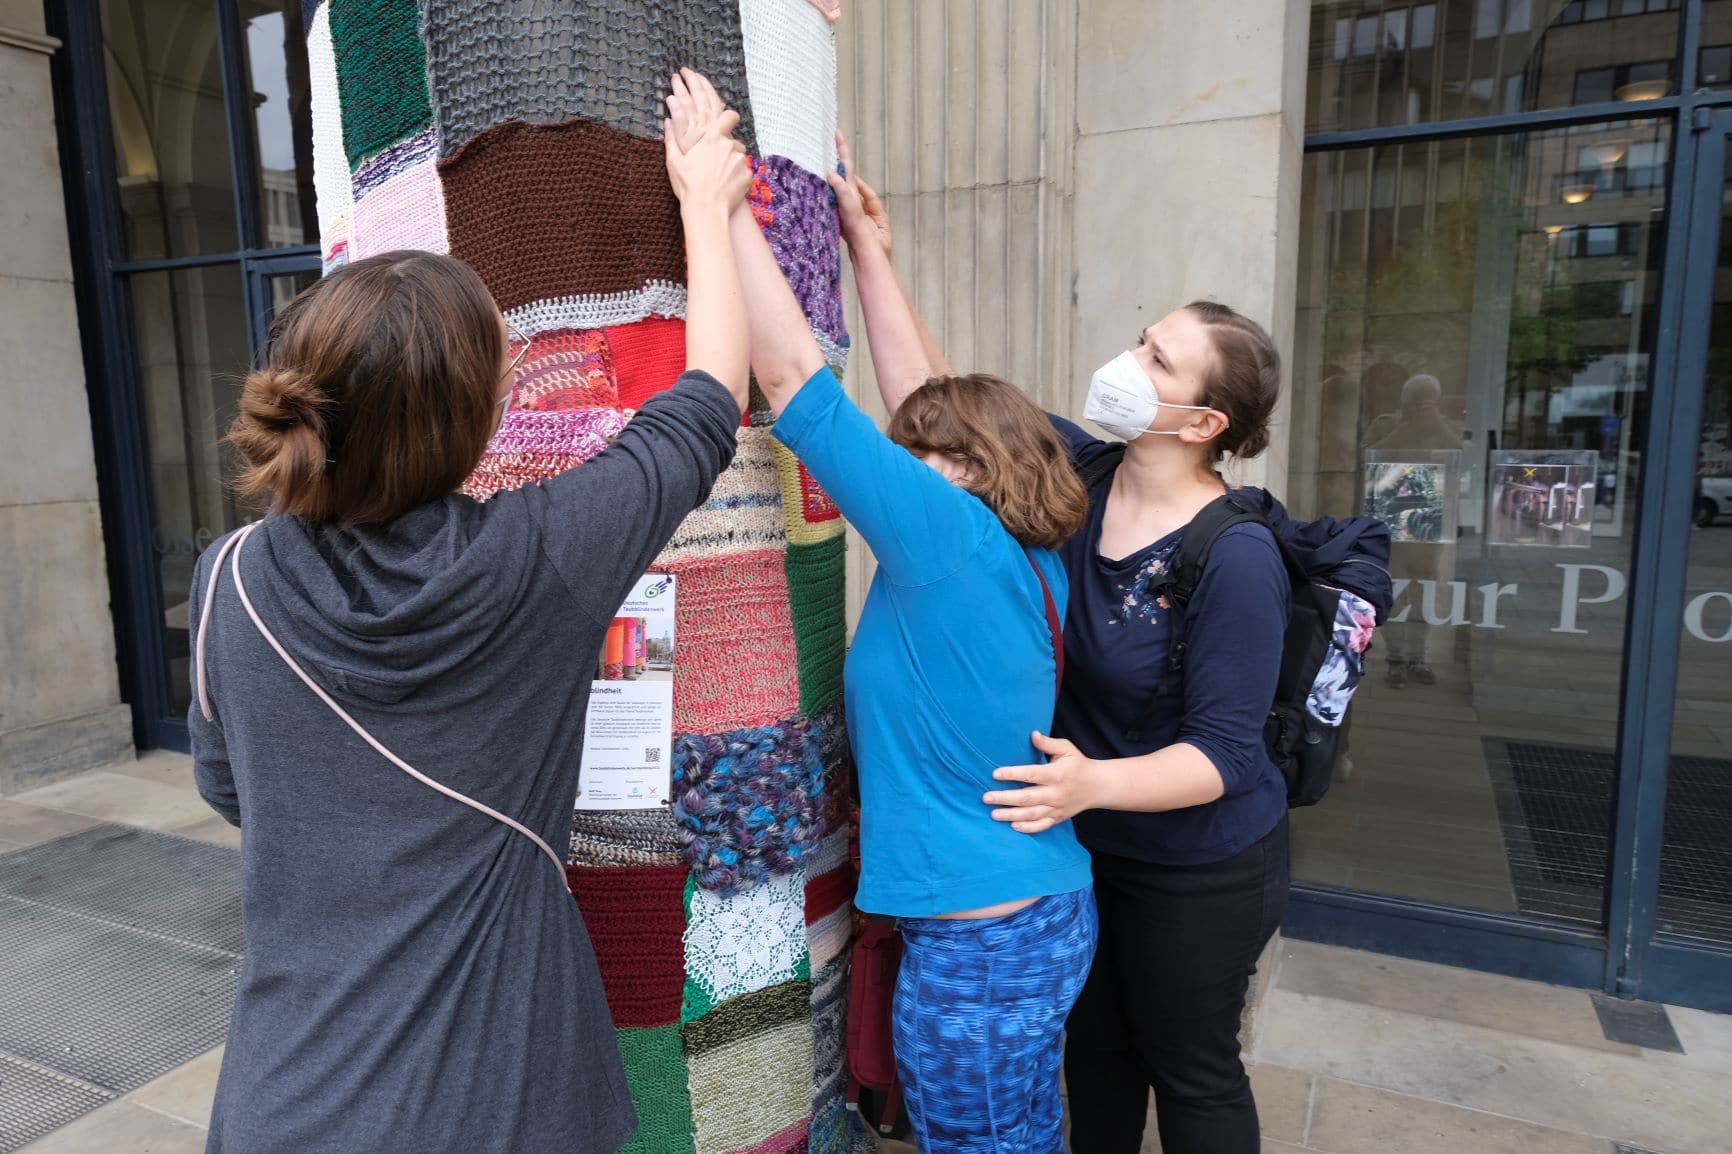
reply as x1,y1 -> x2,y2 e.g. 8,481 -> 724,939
2,0 -> 1728,1013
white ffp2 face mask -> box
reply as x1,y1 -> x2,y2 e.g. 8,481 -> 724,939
1082,350 -> 1212,441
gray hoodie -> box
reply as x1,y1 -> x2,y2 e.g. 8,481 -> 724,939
189,373 -> 739,1154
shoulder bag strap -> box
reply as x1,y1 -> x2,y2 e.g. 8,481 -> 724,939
194,522 -> 568,878
1024,549 -> 1064,702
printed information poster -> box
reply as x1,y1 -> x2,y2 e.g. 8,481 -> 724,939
576,574 -> 676,810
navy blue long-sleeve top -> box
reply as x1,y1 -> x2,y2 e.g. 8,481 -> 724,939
1049,416 -> 1290,865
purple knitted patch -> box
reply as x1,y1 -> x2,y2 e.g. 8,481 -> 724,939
751,155 -> 849,348
352,126 -> 438,199
487,406 -> 624,457
673,715 -> 828,897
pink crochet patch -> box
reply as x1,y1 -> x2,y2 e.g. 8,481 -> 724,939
351,155 -> 449,259
461,407 -> 624,500
666,549 -> 800,733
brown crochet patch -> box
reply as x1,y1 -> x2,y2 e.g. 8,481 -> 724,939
439,118 -> 685,313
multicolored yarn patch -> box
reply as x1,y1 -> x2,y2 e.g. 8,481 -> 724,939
672,717 -> 826,897
327,0 -> 433,170
565,863 -> 689,1027
750,156 -> 847,347
615,1025 -> 698,1154
666,550 -> 801,734
684,1016 -> 814,1154
739,0 -> 839,178
604,317 -> 689,412
440,119 -> 684,314
513,328 -> 619,412
808,1094 -> 868,1154
306,4 -> 352,252
653,428 -> 785,568
679,978 -> 811,1058
570,807 -> 688,868
682,870 -> 810,1022
785,534 -> 846,715
460,407 -> 625,501
814,702 -> 855,833
772,443 -> 844,545
809,958 -> 850,1123
421,0 -> 758,158
350,140 -> 448,259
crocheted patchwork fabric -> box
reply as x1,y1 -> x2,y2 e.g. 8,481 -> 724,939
682,870 -> 810,1021
672,716 -> 826,897
513,328 -> 619,412
351,126 -> 437,200
460,407 -> 625,501
809,958 -> 849,1121
653,428 -> 785,568
570,807 -> 688,868
739,0 -> 839,178
750,156 -> 847,347
665,550 -> 801,734
421,0 -> 757,159
505,283 -> 688,337
350,149 -> 449,260
773,443 -> 844,545
565,863 -> 689,1027
785,535 -> 846,715
440,119 -> 685,315
615,1025 -> 698,1154
814,702 -> 855,833
684,1015 -> 814,1154
604,317 -> 689,412
307,4 -> 353,248
679,978 -> 811,1058
328,0 -> 433,169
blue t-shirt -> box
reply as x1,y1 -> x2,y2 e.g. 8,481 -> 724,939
1050,416 -> 1289,866
775,368 -> 1093,917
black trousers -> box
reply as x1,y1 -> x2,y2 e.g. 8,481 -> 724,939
1064,815 -> 1290,1154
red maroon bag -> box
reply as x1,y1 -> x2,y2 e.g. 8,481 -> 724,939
842,551 -> 1064,1134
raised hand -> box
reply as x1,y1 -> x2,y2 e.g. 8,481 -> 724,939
666,68 -> 733,155
663,70 -> 750,215
826,130 -> 892,259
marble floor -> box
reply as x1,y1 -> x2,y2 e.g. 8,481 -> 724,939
4,755 -> 1729,1154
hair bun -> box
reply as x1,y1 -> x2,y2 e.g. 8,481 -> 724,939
241,367 -> 326,433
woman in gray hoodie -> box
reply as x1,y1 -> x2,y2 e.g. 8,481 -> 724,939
187,98 -> 752,1152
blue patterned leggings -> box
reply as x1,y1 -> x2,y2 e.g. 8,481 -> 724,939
891,888 -> 1098,1152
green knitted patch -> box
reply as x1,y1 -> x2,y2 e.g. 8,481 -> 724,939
785,535 -> 846,715
329,0 -> 434,169
679,978 -> 813,1058
615,1025 -> 696,1154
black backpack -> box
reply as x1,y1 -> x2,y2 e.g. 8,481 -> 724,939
1076,446 -> 1393,807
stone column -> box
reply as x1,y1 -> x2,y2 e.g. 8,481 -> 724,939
0,2 -> 134,794
1070,0 -> 1310,494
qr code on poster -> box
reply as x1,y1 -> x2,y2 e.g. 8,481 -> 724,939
644,747 -> 662,764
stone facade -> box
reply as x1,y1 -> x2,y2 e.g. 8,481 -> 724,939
0,2 -> 133,793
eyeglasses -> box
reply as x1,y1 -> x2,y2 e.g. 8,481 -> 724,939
500,319 -> 530,412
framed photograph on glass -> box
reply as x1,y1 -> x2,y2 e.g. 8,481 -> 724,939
1362,450 -> 1460,544
1487,450 -> 1599,549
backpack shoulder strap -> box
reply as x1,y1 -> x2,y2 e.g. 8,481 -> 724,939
1023,549 -> 1064,702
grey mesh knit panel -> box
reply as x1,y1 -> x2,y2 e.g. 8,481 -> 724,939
423,0 -> 758,157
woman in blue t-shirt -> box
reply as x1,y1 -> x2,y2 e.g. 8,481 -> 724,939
666,73 -> 1098,1153
831,142 -> 1290,1154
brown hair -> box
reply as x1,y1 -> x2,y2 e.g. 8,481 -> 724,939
888,374 -> 1088,551
228,251 -> 504,525
1186,300 -> 1280,462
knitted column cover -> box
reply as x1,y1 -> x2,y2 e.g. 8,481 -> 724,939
309,1 -> 864,1149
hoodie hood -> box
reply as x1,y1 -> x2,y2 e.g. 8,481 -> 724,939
232,498 -> 537,704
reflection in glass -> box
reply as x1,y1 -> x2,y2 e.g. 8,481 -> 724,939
1307,0 -> 1680,134
1704,1 -> 1732,89
103,0 -> 239,258
1288,121 -> 1671,925
1659,140 -> 1732,946
128,268 -> 256,715
245,1 -> 319,246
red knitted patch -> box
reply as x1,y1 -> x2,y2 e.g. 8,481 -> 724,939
605,317 -> 687,411
565,863 -> 689,1027
514,327 -> 618,411
804,864 -> 854,926
798,463 -> 840,523
665,549 -> 801,733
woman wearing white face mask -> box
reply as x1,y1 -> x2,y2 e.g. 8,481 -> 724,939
833,148 -> 1289,1154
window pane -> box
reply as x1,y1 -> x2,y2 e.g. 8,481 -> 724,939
1703,0 -> 1732,89
245,2 -> 319,247
103,0 -> 239,258
1660,139 -> 1732,946
1289,121 -> 1672,924
1308,0 -> 1682,134
128,267 -> 256,716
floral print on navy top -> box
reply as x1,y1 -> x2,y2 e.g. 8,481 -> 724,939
1108,538 -> 1181,626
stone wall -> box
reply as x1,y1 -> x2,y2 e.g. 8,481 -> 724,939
0,2 -> 133,793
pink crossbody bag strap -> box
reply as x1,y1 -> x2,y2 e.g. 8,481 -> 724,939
194,522 -> 567,878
